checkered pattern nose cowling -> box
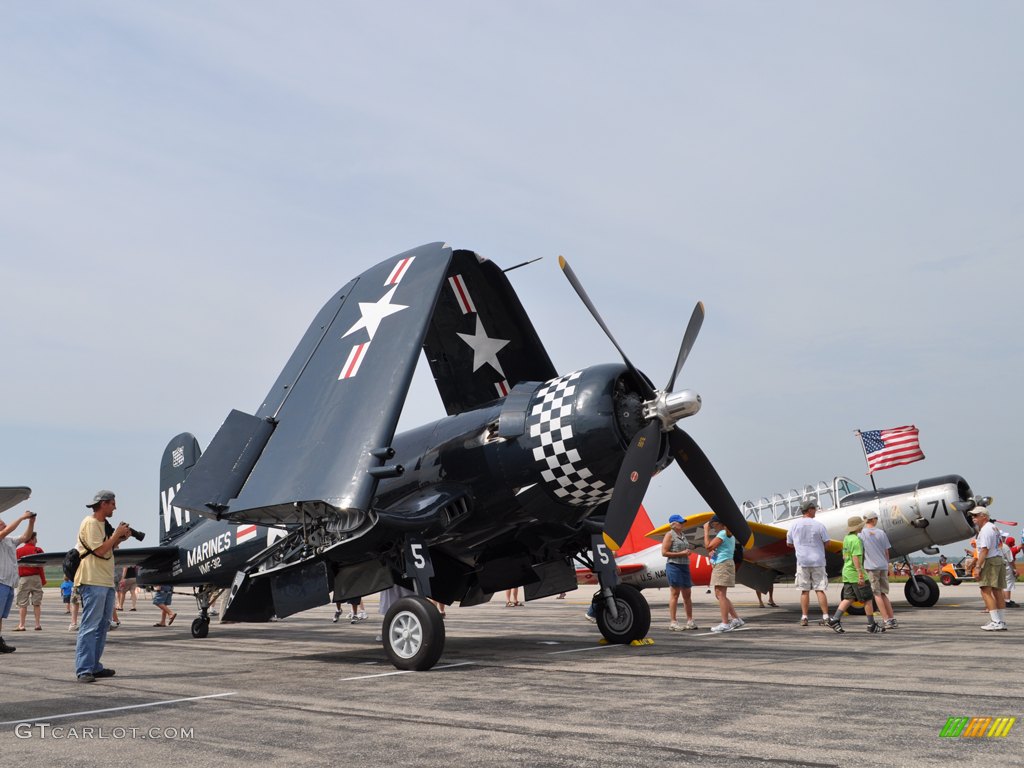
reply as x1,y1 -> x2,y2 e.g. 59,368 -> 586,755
526,371 -> 613,507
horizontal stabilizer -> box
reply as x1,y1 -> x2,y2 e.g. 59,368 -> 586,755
19,546 -> 179,572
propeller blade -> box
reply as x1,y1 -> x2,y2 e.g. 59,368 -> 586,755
558,256 -> 656,401
602,421 -> 663,550
665,301 -> 705,392
668,428 -> 752,547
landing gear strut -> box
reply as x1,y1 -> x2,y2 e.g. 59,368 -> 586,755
191,586 -> 222,639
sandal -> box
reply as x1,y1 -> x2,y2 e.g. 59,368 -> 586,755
13,627 -> 25,631
505,601 -> 514,607
768,602 -> 779,607
153,622 -> 167,627
168,613 -> 177,626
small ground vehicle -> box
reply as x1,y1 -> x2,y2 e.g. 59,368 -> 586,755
939,556 -> 977,586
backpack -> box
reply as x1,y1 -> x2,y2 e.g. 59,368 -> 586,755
62,549 -> 82,581
62,536 -> 107,581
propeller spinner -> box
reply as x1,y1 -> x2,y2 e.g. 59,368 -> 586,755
557,256 -> 752,550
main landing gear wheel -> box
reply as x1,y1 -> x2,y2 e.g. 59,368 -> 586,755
595,584 -> 651,644
383,595 -> 446,671
904,574 -> 940,607
191,617 -> 210,638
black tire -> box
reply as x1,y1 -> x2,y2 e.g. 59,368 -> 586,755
383,596 -> 446,671
940,572 -> 954,587
595,584 -> 651,644
191,618 -> 209,638
904,574 -> 940,607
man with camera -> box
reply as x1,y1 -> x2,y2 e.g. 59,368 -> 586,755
74,490 -> 133,683
0,507 -> 37,653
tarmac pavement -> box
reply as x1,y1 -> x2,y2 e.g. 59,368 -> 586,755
0,583 -> 1020,767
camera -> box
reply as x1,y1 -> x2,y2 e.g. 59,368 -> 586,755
104,521 -> 146,542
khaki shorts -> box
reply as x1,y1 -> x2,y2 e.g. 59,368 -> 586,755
795,565 -> 829,592
867,569 -> 889,595
15,575 -> 43,607
710,560 -> 736,588
978,557 -> 1007,590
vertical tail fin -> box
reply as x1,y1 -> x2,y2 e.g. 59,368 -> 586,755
159,433 -> 202,543
613,504 -> 658,557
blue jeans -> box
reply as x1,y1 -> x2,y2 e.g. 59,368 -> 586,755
75,585 -> 115,677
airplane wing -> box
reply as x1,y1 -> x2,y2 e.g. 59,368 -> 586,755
646,515 -> 843,574
0,487 -> 31,515
19,546 -> 180,571
172,243 -> 453,526
421,249 -> 557,416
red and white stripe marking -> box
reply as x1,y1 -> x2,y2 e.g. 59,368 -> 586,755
339,342 -> 370,379
236,524 -> 258,544
494,380 -> 510,397
448,275 -> 476,314
385,256 -> 415,286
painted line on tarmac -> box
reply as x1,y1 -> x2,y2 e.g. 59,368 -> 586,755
547,643 -> 619,655
340,661 -> 476,681
1,692 -> 237,726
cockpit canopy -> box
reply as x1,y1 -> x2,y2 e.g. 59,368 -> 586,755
741,477 -> 866,524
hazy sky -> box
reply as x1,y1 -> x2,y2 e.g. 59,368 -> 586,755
2,3 -> 1021,554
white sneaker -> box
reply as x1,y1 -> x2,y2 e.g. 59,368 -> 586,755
332,611 -> 341,624
710,622 -> 732,633
584,612 -> 596,624
343,611 -> 354,620
357,611 -> 367,620
728,618 -> 745,629
981,621 -> 1002,631
669,622 -> 680,631
995,621 -> 1008,631
68,624 -> 78,632
685,620 -> 698,630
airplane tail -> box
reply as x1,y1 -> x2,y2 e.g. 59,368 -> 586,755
159,433 -> 202,543
614,505 -> 658,557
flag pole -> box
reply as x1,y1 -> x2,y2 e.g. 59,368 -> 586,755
855,429 -> 878,492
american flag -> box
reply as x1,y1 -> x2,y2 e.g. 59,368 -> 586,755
859,425 -> 925,474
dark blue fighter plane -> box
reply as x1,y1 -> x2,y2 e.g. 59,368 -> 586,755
25,244 -> 752,670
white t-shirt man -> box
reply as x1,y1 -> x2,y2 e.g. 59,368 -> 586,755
786,516 -> 829,567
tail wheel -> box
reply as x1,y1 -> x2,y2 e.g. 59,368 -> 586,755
904,574 -> 940,607
191,618 -> 210,638
595,584 -> 651,644
383,596 -> 446,671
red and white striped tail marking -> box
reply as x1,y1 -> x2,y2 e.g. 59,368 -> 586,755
385,256 -> 415,286
494,380 -> 510,397
448,274 -> 477,315
339,341 -> 370,380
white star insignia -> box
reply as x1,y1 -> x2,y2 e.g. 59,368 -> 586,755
342,286 -> 408,340
457,316 -> 510,376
